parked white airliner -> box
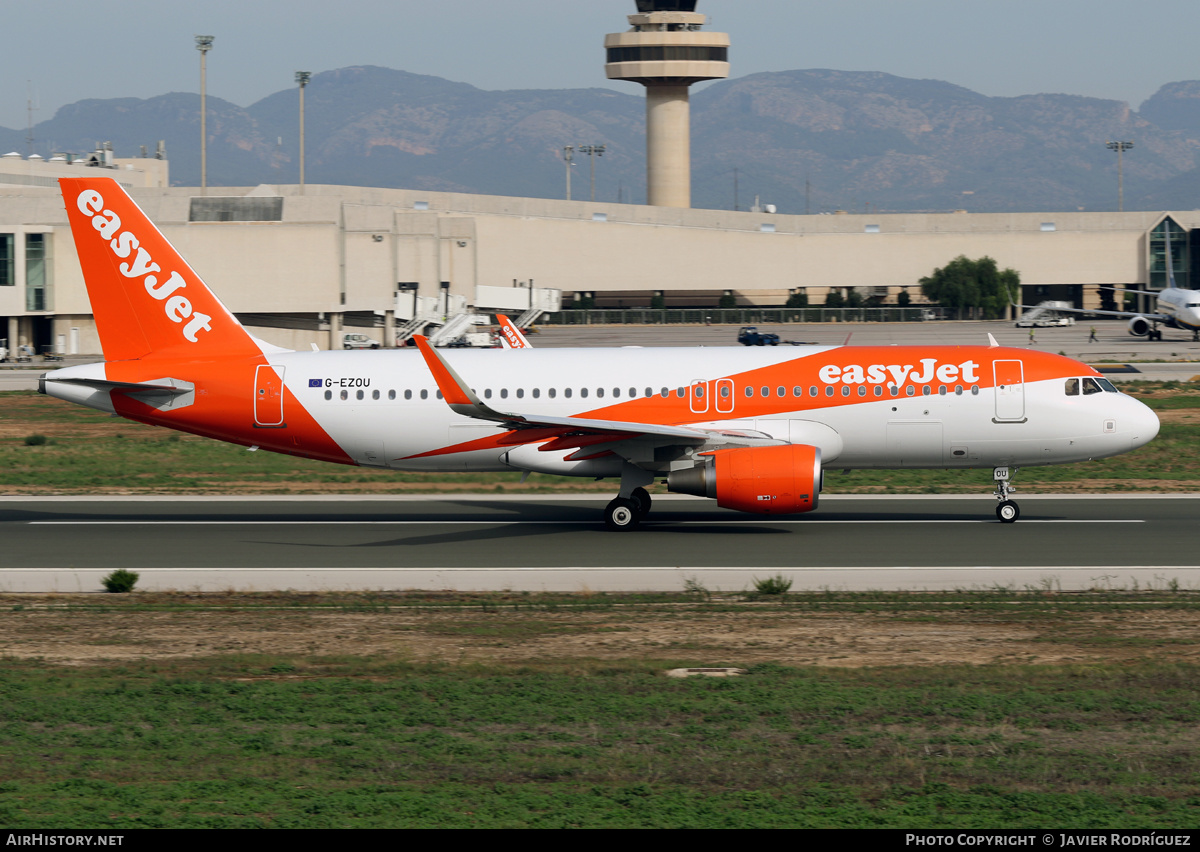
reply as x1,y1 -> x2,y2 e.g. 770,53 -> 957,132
40,178 -> 1160,528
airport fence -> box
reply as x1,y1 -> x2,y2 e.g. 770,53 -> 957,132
538,307 -> 932,325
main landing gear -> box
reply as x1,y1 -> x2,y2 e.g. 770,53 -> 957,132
604,465 -> 655,530
993,466 -> 1020,523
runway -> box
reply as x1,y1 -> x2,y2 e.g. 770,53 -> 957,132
2,494 -> 1194,593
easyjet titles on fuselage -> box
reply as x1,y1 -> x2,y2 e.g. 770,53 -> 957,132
74,189 -> 213,344
818,358 -> 981,388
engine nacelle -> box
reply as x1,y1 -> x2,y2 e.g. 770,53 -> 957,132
1128,316 -> 1152,337
667,444 -> 822,514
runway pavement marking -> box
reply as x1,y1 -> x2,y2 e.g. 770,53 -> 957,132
26,519 -> 1146,526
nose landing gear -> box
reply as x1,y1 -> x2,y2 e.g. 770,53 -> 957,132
993,467 -> 1020,523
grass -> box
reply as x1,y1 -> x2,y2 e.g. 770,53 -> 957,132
2,590 -> 1200,827
2,382 -> 1199,494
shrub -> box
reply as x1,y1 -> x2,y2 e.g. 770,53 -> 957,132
753,574 -> 793,595
101,569 -> 140,594
23,434 -> 47,446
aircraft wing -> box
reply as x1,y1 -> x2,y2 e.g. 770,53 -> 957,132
1012,302 -> 1170,323
412,335 -> 713,453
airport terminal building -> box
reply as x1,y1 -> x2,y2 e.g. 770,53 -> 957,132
1,152 -> 1196,355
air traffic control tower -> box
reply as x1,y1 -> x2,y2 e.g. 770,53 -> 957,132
605,1 -> 729,208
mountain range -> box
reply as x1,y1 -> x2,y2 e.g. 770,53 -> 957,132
4,65 -> 1200,214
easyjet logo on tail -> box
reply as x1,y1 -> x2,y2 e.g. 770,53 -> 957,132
75,189 -> 213,343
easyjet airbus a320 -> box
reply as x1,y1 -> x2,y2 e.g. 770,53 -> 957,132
41,178 -> 1160,528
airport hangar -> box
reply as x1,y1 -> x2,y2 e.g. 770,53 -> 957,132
0,152 -> 1196,356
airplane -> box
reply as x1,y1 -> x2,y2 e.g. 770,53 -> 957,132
495,314 -> 532,349
40,177 -> 1160,529
1016,227 -> 1200,341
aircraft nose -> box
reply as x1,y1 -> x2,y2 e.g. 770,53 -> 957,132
1126,396 -> 1160,451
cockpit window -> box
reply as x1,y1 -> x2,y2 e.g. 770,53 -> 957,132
1097,378 -> 1118,393
1065,378 -> 1079,396
1082,377 -> 1103,395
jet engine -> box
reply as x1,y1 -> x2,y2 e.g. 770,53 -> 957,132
1128,316 -> 1152,337
667,444 -> 822,514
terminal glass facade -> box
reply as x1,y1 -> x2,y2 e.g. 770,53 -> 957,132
25,234 -> 49,311
1149,217 -> 1188,291
0,234 -> 12,287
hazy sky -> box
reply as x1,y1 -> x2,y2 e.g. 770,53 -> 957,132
3,0 -> 1197,132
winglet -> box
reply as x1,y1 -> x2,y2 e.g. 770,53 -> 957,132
987,333 -> 1000,348
412,335 -> 514,422
496,314 -> 532,349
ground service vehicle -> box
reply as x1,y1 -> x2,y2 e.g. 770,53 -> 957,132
738,326 -> 780,346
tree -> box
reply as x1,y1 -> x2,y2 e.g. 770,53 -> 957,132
785,290 -> 808,308
897,289 -> 911,307
824,288 -> 845,309
918,256 -> 1019,319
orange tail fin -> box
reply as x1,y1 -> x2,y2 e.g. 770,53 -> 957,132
60,177 -> 262,362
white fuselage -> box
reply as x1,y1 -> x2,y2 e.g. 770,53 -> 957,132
226,345 -> 1158,475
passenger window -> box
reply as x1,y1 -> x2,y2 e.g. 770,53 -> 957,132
857,386 -> 866,397
906,386 -> 915,396
761,386 -> 769,397
582,388 -> 589,398
777,386 -> 785,397
1065,378 -> 1079,396
644,387 -> 652,397
517,389 -> 524,399
485,389 -> 492,399
938,386 -> 946,396
500,389 -> 508,399
745,386 -> 754,398
356,390 -> 364,400
324,390 -> 332,400
436,390 -> 443,400
809,387 -> 818,397
889,385 -> 899,397
388,390 -> 396,400
372,389 -> 380,400
873,386 -> 883,397
533,388 -> 540,399
341,390 -> 348,400
612,388 -> 620,398
841,386 -> 850,397
825,386 -> 834,397
565,388 -> 572,398
1082,378 -> 1103,395
922,386 -> 931,396
971,385 -> 979,395
660,388 -> 669,398
955,385 -> 963,396
694,386 -> 703,398
793,387 -> 802,397
720,385 -> 730,398
549,388 -> 556,399
596,388 -> 604,398
675,388 -> 685,398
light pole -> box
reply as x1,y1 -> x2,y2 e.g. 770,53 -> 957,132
578,144 -> 606,202
295,71 -> 311,193
1106,141 -> 1133,211
195,35 -> 214,195
562,146 -> 574,201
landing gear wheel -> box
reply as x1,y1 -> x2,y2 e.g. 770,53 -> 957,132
629,487 -> 652,519
996,500 -> 1020,523
604,498 -> 640,531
